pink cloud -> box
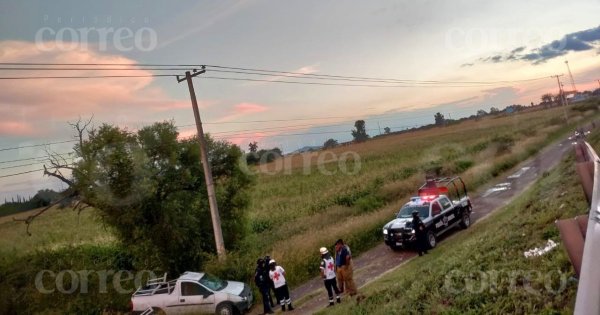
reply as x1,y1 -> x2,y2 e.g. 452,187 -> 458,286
0,41 -> 215,137
214,102 -> 269,123
0,121 -> 35,136
234,103 -> 268,114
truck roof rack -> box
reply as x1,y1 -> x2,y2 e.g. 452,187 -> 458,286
147,273 -> 168,286
134,273 -> 176,296
418,176 -> 468,200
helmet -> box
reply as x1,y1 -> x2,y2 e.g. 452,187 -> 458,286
412,210 -> 419,216
320,247 -> 328,255
269,259 -> 276,265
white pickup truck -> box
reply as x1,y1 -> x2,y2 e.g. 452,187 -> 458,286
130,271 -> 253,315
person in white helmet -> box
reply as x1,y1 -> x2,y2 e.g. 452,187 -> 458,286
320,247 -> 341,307
268,259 -> 294,311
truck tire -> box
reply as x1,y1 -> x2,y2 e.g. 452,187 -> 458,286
216,303 -> 235,315
152,308 -> 166,315
460,212 -> 471,229
427,231 -> 436,249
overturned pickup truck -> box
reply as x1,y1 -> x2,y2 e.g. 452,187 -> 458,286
383,177 -> 473,250
130,271 -> 253,315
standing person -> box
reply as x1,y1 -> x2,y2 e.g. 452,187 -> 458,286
335,239 -> 357,296
320,247 -> 341,307
263,255 -> 275,308
268,260 -> 294,311
254,258 -> 274,314
412,210 -> 429,256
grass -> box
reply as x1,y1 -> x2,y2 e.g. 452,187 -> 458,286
0,101 -> 599,313
0,206 -> 115,258
317,128 -> 600,315
214,102 -> 600,288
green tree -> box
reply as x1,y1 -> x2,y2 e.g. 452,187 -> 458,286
323,138 -> 339,149
43,120 -> 253,273
541,93 -> 553,105
434,112 -> 445,125
351,120 -> 369,142
248,141 -> 258,153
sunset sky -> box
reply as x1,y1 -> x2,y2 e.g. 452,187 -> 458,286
0,0 -> 599,200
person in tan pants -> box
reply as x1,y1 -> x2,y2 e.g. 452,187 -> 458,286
335,239 -> 357,296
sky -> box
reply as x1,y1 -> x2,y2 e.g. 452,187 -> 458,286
0,0 -> 599,201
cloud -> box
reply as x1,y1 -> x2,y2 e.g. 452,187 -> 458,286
479,25 -> 600,65
0,41 -> 199,137
213,102 -> 269,123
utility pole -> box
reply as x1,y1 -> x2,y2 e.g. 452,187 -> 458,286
377,121 -> 382,135
552,74 -> 568,121
551,75 -> 565,106
565,60 -> 577,93
177,67 -> 226,260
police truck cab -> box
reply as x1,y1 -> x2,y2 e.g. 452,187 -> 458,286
383,177 -> 472,250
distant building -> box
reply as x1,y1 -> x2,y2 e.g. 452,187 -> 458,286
568,93 -> 590,103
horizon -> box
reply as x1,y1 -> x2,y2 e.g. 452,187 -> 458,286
0,0 -> 599,200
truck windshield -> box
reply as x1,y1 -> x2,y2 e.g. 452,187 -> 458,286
199,273 -> 227,291
397,205 -> 429,219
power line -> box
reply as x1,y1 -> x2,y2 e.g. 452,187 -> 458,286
0,74 -> 177,80
0,169 -> 44,179
0,152 -> 72,164
0,140 -> 76,152
0,62 -> 552,85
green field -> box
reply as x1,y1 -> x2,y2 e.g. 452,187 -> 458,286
0,102 -> 599,313
318,122 -> 600,315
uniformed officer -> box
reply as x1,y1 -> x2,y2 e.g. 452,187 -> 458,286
319,247 -> 341,307
255,258 -> 274,314
412,210 -> 429,256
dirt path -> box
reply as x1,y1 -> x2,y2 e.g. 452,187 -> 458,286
250,133 -> 577,315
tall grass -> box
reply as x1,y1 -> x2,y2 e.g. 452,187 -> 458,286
0,101 -> 598,313
206,103 -> 600,289
319,125 -> 600,315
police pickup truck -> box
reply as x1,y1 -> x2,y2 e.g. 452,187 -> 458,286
130,272 -> 253,315
383,177 -> 472,250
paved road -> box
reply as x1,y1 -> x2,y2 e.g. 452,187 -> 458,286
250,133 -> 577,315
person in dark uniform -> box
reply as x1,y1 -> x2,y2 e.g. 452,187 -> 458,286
263,255 -> 275,307
254,258 -> 274,314
412,210 -> 428,256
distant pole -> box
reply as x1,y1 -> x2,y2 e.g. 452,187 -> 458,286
565,60 -> 577,93
177,67 -> 226,260
552,74 -> 568,121
597,79 -> 600,89
377,121 -> 382,135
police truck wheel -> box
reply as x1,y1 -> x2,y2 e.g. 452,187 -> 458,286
427,231 -> 436,249
460,213 -> 471,229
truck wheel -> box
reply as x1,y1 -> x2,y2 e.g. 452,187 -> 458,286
216,303 -> 235,315
460,213 -> 471,229
427,231 -> 436,249
152,308 -> 166,315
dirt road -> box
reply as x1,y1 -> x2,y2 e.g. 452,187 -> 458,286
251,133 -> 577,315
